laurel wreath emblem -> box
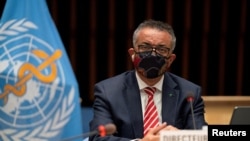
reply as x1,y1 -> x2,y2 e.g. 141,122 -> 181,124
0,18 -> 37,41
0,90 -> 76,141
0,19 -> 77,141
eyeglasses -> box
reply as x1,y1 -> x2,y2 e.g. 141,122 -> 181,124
137,44 -> 170,55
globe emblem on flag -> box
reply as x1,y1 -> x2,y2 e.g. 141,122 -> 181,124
0,34 -> 64,127
0,33 -> 74,139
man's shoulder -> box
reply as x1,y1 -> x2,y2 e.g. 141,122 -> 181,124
96,70 -> 135,84
167,72 -> 200,87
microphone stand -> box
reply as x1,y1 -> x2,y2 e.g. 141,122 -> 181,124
189,99 -> 196,129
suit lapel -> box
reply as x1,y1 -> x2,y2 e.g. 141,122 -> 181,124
124,72 -> 144,137
124,72 -> 180,137
161,74 -> 179,125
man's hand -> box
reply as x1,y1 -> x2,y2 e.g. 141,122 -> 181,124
161,124 -> 179,131
141,122 -> 167,141
140,122 -> 179,141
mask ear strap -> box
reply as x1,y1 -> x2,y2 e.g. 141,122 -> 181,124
165,54 -> 172,60
133,50 -> 138,54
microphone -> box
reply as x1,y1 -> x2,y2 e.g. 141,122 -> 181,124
60,123 -> 116,141
186,93 -> 196,129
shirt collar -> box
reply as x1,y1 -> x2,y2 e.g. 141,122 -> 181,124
135,71 -> 164,92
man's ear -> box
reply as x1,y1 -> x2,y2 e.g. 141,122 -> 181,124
128,48 -> 134,55
128,48 -> 135,61
167,54 -> 176,68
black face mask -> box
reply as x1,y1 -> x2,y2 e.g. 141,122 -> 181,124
133,51 -> 168,79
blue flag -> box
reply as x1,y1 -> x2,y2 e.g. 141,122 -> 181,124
0,0 -> 83,141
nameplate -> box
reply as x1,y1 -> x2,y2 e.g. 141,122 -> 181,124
160,129 -> 208,141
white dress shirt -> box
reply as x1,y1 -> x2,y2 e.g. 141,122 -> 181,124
135,71 -> 164,123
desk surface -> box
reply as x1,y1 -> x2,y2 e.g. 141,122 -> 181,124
202,96 -> 250,124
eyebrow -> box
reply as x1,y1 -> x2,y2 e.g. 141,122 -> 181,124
140,42 -> 167,47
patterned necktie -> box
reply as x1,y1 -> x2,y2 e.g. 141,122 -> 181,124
143,87 -> 159,136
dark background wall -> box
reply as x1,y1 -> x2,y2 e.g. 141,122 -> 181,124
1,0 -> 250,106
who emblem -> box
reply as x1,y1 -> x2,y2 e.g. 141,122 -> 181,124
0,20 -> 75,140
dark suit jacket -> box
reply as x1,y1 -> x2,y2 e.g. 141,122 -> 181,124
89,70 -> 207,141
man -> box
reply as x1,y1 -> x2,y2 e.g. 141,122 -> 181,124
89,19 -> 207,141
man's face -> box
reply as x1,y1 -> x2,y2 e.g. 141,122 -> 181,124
133,27 -> 175,69
127,28 -> 176,79
134,27 -> 173,57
